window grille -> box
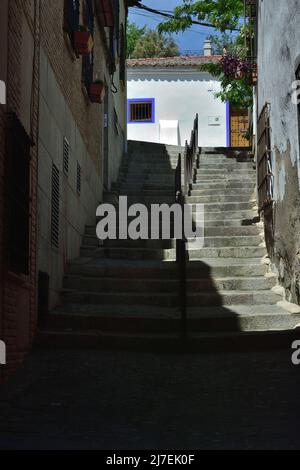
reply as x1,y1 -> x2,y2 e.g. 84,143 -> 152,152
128,100 -> 155,123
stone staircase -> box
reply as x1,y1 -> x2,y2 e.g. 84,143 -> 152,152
38,141 -> 300,349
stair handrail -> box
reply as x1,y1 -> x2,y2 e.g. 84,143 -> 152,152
174,114 -> 199,338
183,113 -> 199,197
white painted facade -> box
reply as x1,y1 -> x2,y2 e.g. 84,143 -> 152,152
256,0 -> 300,304
127,67 -> 228,148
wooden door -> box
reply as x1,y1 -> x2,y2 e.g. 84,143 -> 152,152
230,109 -> 250,147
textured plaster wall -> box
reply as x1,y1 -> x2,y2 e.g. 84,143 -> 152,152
257,0 -> 300,303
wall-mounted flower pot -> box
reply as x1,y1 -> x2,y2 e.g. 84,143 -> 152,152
251,67 -> 258,85
89,81 -> 106,103
74,30 -> 94,56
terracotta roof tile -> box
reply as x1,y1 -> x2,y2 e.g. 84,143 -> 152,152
127,55 -> 221,68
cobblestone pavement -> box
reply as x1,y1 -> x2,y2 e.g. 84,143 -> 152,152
0,346 -> 299,449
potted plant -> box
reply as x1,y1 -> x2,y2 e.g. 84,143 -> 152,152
251,64 -> 258,85
89,79 -> 106,103
74,25 -> 93,56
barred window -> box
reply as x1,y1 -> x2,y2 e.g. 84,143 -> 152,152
128,99 -> 155,123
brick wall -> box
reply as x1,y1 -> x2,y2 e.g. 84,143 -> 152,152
40,0 -> 110,175
0,0 -> 39,382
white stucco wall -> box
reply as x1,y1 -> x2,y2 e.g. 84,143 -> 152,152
257,0 -> 300,200
127,68 -> 228,148
257,0 -> 300,303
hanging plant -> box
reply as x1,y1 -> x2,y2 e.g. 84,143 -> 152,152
220,53 -> 255,82
201,53 -> 257,108
74,25 -> 94,56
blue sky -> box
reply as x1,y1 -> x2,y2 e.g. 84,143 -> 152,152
128,0 -> 217,54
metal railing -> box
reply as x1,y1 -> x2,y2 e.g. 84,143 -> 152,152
175,114 -> 199,337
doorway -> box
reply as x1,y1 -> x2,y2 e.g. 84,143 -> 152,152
230,108 -> 250,148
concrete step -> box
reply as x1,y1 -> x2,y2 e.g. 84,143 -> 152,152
187,290 -> 282,307
66,259 -> 178,279
119,189 -> 173,196
101,247 -> 176,261
204,209 -> 257,220
191,235 -> 262,248
66,258 -> 267,279
204,219 -> 259,227
196,169 -> 255,175
61,290 -> 178,307
189,194 -> 255,203
195,177 -> 256,183
85,226 -> 259,242
188,201 -> 255,210
64,275 -> 179,293
188,304 -> 299,332
187,258 -> 268,277
187,276 -> 276,292
198,163 -> 255,170
190,188 -> 254,196
204,226 -> 260,236
120,184 -> 174,191
80,246 -> 105,258
187,246 -> 266,258
43,304 -> 298,337
192,182 -> 255,190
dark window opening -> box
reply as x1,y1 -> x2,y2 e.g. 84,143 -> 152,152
51,164 -> 60,249
82,0 -> 94,94
64,0 -> 80,47
5,114 -> 31,275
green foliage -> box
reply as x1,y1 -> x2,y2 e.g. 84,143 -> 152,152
127,25 -> 180,59
158,1 -> 253,109
207,32 -> 240,55
127,22 -> 146,58
200,62 -> 253,108
158,0 -> 244,34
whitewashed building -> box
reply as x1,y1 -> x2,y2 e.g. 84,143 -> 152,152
127,54 -> 229,148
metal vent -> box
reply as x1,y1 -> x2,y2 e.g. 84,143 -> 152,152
63,137 -> 70,176
76,161 -> 81,195
51,163 -> 60,248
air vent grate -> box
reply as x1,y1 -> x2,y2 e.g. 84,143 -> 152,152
63,137 -> 70,176
76,161 -> 81,195
51,163 -> 60,248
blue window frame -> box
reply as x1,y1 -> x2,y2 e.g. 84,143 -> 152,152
127,98 -> 155,124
